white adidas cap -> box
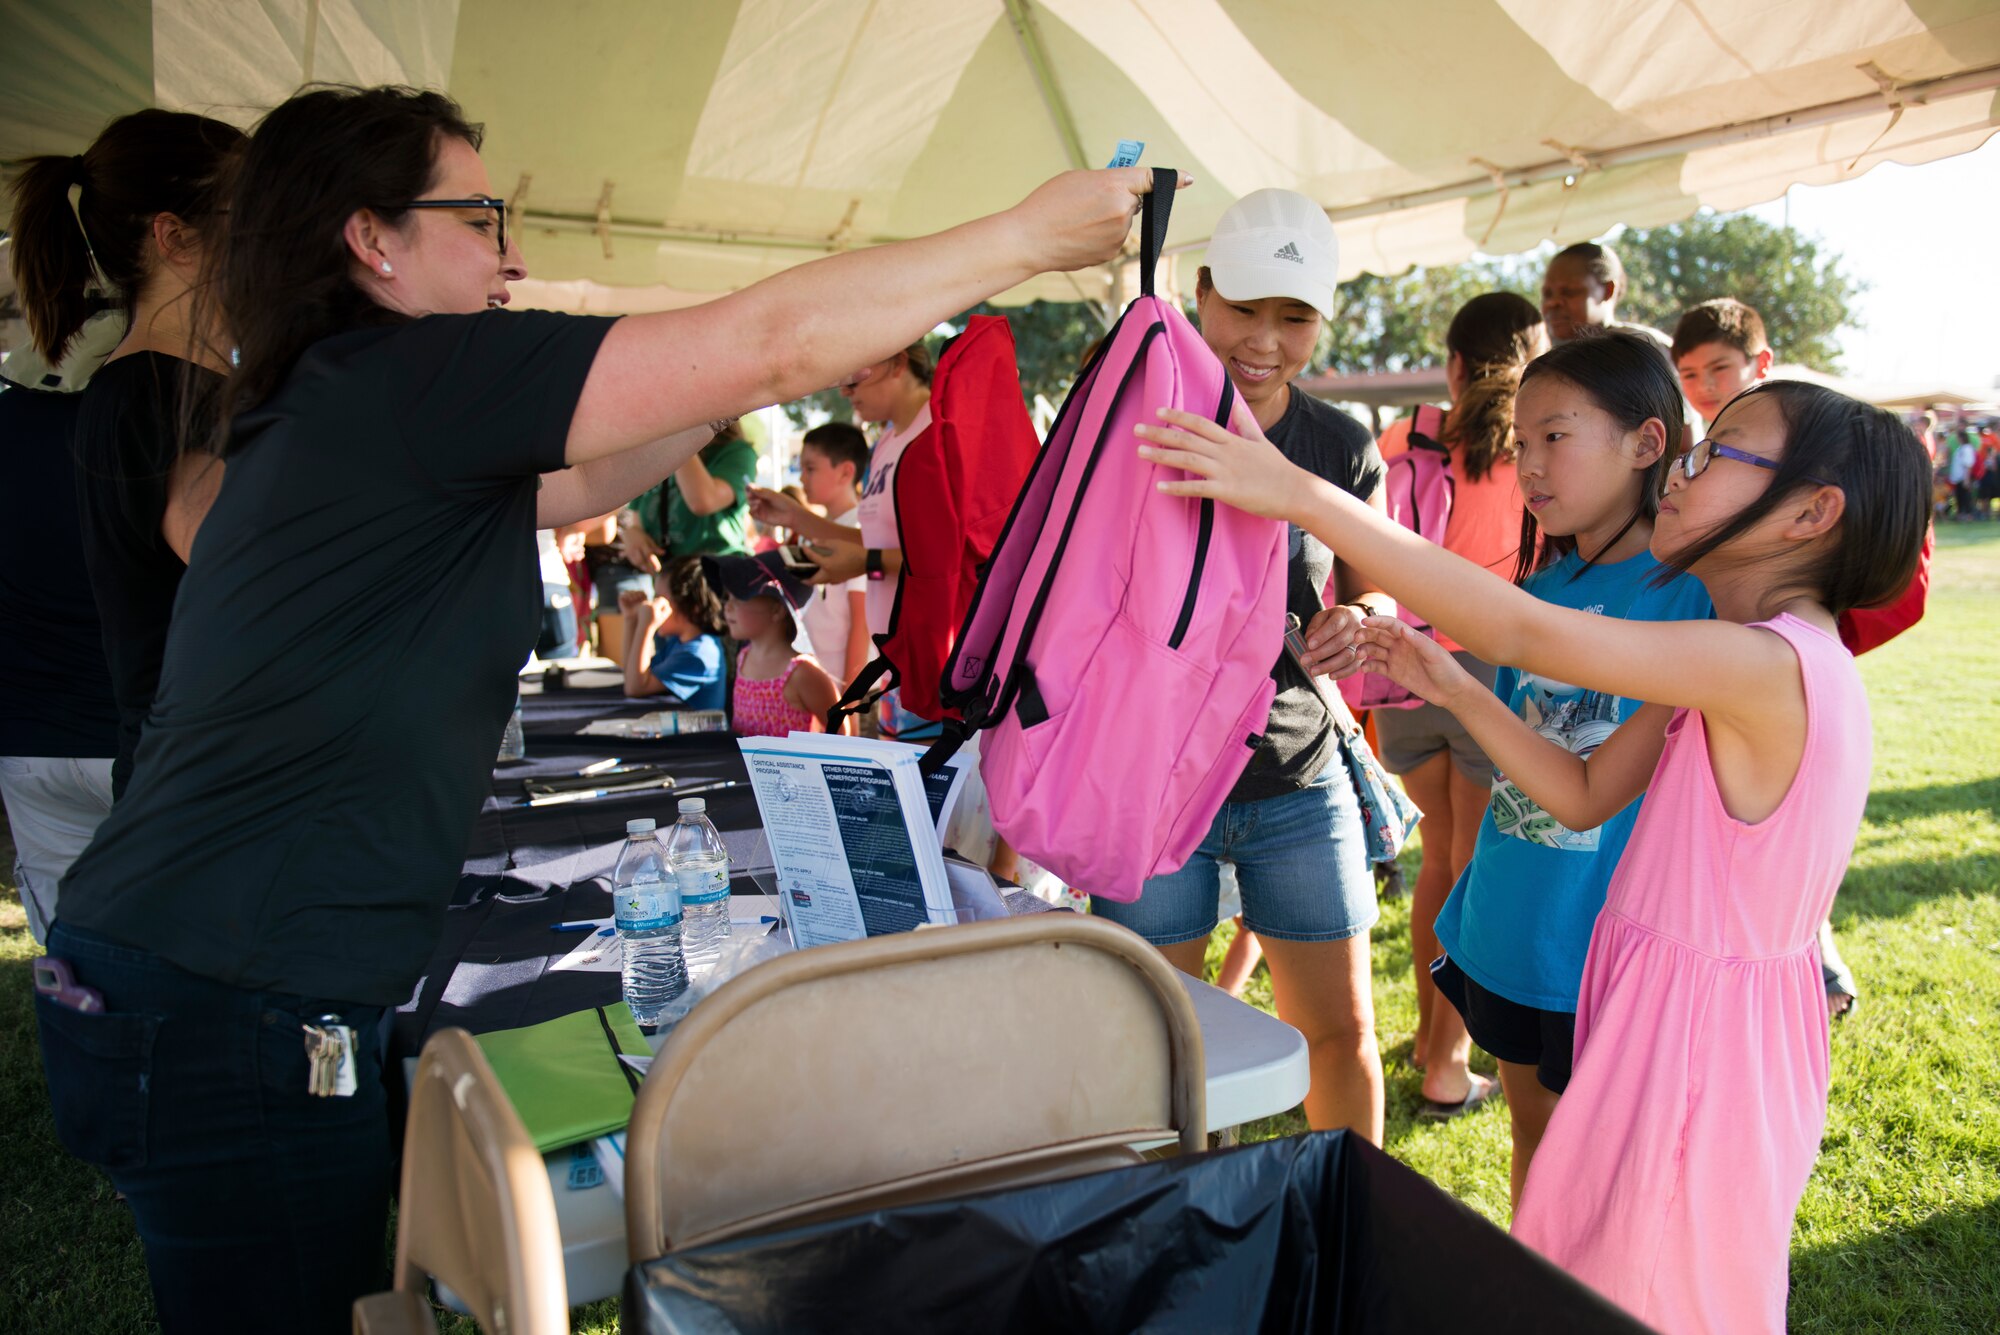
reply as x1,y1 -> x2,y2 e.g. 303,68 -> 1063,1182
1203,188 -> 1338,320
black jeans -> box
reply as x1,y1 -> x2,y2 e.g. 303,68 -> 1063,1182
35,921 -> 393,1335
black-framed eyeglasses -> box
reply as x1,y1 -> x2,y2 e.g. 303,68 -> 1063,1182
395,196 -> 506,257
1667,436 -> 1830,495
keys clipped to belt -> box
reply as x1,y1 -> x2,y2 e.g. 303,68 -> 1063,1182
303,1015 -> 359,1098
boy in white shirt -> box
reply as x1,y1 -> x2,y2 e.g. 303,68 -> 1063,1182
787,423 -> 872,688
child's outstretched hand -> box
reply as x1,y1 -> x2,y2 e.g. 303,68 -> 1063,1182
1136,401 -> 1308,523
1355,616 -> 1478,708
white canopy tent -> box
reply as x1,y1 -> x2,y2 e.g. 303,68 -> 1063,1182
3,1 -> 1997,312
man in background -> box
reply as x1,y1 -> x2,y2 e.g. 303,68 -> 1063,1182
1540,241 -> 1671,349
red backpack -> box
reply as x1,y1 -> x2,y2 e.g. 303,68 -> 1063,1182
828,315 -> 1039,727
1341,405 -> 1453,711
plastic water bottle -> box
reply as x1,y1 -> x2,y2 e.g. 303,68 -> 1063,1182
613,817 -> 686,1027
666,797 -> 731,979
497,691 -> 526,762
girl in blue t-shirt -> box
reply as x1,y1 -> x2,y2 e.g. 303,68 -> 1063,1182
618,555 -> 728,710
1386,333 -> 1711,1206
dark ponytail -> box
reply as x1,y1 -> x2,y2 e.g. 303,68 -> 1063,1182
212,85 -> 482,453
6,109 -> 242,362
1441,292 -> 1543,483
1512,329 -> 1681,584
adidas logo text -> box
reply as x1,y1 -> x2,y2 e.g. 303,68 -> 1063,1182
1273,241 -> 1304,263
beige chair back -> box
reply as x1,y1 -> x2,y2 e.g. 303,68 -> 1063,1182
625,914 -> 1204,1260
354,1027 -> 570,1335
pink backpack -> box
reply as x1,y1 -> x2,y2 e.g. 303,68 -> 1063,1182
928,170 -> 1287,903
1341,405 -> 1453,711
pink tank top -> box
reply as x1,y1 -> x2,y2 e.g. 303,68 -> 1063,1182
732,649 -> 818,739
1602,613 -> 1871,956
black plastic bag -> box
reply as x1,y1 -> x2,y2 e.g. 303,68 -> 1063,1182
622,1130 -> 1652,1334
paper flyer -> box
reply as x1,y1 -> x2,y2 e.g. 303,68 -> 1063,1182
738,736 -> 957,949
788,732 -> 972,839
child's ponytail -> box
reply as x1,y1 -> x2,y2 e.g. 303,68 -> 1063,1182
1512,330 -> 1681,584
1441,292 -> 1542,483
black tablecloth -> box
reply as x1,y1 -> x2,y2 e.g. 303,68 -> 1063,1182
625,1130 -> 1654,1335
394,672 -> 769,1057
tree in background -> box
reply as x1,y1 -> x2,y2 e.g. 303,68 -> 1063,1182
1315,213 -> 1860,378
1614,212 -> 1861,371
1315,257 -> 1538,375
960,299 -> 1110,410
780,211 -> 1858,428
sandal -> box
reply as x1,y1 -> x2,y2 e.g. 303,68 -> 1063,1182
1820,924 -> 1859,1020
1419,1072 -> 1500,1121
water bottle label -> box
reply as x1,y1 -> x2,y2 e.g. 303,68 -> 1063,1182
677,863 -> 730,906
616,889 -> 682,933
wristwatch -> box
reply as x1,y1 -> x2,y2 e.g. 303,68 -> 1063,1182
865,548 -> 886,581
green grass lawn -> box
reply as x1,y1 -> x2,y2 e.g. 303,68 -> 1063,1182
3,526 -> 1995,1334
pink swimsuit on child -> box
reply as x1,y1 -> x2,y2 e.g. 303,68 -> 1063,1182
1513,615 -> 1872,1335
732,649 -> 818,739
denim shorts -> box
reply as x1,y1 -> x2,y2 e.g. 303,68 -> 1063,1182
1094,762 -> 1378,946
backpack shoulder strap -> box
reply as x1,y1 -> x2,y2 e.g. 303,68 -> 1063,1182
1407,403 -> 1449,452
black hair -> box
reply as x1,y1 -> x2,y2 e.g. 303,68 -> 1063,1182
1549,240 -> 1625,295
801,421 -> 870,482
8,109 -> 244,363
211,85 -> 484,454
658,556 -> 726,639
1660,381 -> 1929,616
1513,329 -> 1681,584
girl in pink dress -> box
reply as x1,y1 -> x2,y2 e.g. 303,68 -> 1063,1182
1136,374 -> 1931,1334
704,552 -> 838,739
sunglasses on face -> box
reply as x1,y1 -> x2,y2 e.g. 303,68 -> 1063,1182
395,196 -> 507,257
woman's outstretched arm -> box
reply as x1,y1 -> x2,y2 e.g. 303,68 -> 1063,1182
565,169 -> 1182,465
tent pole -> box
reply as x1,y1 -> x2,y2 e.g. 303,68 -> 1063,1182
1002,0 -> 1091,172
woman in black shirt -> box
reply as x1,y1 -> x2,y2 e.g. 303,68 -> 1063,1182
39,84 -> 1170,1333
11,110 -> 245,798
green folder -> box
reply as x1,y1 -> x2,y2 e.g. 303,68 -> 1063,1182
476,1004 -> 650,1153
